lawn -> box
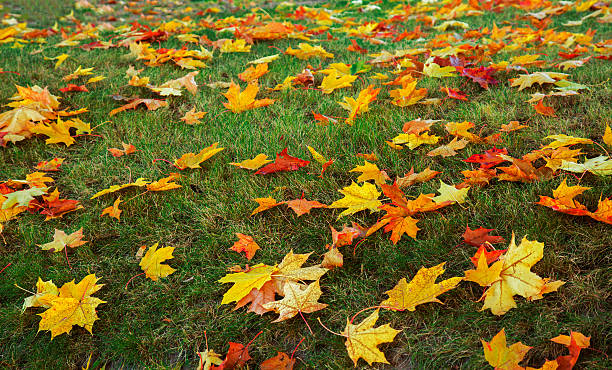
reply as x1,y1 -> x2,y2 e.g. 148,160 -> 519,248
0,0 -> 611,369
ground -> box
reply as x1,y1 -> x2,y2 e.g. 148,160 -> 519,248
0,0 -> 611,369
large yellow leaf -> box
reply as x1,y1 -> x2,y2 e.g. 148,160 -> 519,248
349,160 -> 389,186
219,264 -> 277,304
139,243 -> 176,281
329,181 -> 382,219
37,274 -> 105,339
174,143 -> 224,169
466,234 -> 564,315
230,154 -> 272,170
342,309 -> 400,366
481,329 -> 531,370
222,82 -> 274,113
262,280 -> 327,322
30,118 -> 75,146
319,69 -> 357,94
91,178 -> 150,199
285,43 -> 333,59
381,263 -> 462,311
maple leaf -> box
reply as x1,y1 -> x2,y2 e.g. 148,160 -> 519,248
558,155 -> 612,176
197,349 -> 223,370
463,226 -> 505,247
338,85 -> 380,125
174,143 -> 224,169
322,246 -> 344,269
39,228 -> 87,252
263,280 -> 328,322
147,174 -> 182,192
254,148 -> 310,175
250,196 -> 280,216
481,329 -> 531,370
231,233 -> 260,260
108,142 -> 136,157
500,121 -> 528,132
238,63 -> 269,83
260,352 -> 295,370
465,234 -> 564,315
223,82 -> 275,113
458,66 -> 498,89
233,280 -> 276,315
109,98 -> 167,116
550,331 -> 590,369
2,187 -> 47,209
319,69 -> 357,94
30,118 -> 75,146
427,137 -> 469,157
536,180 -> 591,216
91,178 -> 150,199
396,167 -> 440,188
469,246 -> 506,267
283,198 -> 327,216
389,80 -> 427,107
155,71 -> 199,95
22,278 -> 59,312
101,197 -> 122,220
139,243 -> 176,281
349,160 -> 389,185
330,182 -> 382,219
36,274 -> 105,339
220,39 -> 251,53
213,342 -> 252,369
533,100 -> 556,117
464,147 -> 508,168
230,154 -> 272,170
59,84 -> 88,93
37,189 -> 83,220
273,251 -> 328,293
543,134 -> 593,149
432,181 -> 470,204
381,263 -> 462,311
285,43 -> 333,59
342,309 -> 400,366
35,158 -> 64,171
441,86 -> 468,101
391,132 -> 440,149
180,107 -> 207,125
509,72 -> 568,90
423,62 -> 457,78
219,263 -> 277,304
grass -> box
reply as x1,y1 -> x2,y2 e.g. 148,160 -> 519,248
0,0 -> 611,368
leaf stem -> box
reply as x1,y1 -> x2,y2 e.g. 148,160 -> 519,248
0,262 -> 12,275
124,272 -> 145,289
290,337 -> 305,360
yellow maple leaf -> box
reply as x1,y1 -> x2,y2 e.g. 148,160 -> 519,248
218,263 -> 277,304
389,80 -> 427,107
230,154 -> 272,170
392,132 -> 440,149
422,62 -> 457,78
37,274 -> 105,339
147,174 -> 182,192
342,309 -> 400,366
180,107 -> 207,125
509,72 -> 568,90
381,263 -> 463,311
220,39 -> 251,53
432,180 -> 470,204
238,63 -> 269,83
139,243 -> 176,281
39,228 -> 87,252
222,82 -> 275,113
329,181 -> 382,219
285,43 -> 333,59
262,280 -> 328,322
91,178 -> 150,199
349,160 -> 389,186
465,234 -> 564,315
174,143 -> 224,169
30,117 -> 75,146
482,329 -> 532,370
319,69 -> 357,94
338,85 -> 380,125
101,197 -> 122,220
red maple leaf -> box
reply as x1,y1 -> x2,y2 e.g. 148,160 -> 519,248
255,148 -> 310,175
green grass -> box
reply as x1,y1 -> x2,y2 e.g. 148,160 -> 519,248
0,0 -> 611,369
